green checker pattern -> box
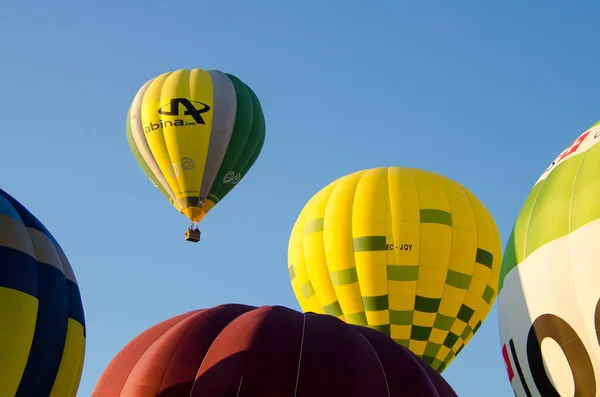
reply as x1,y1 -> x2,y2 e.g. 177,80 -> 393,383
289,208 -> 496,373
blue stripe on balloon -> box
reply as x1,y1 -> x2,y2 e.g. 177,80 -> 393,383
67,280 -> 86,337
16,262 -> 68,397
0,246 -> 38,298
0,188 -> 59,246
0,190 -> 23,223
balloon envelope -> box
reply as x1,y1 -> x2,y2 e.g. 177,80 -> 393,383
287,166 -> 502,372
92,304 -> 457,397
498,120 -> 600,396
126,68 -> 266,224
0,188 -> 86,397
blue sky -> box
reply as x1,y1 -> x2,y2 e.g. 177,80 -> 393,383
1,1 -> 599,396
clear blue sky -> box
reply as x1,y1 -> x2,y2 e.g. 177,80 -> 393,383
1,1 -> 599,396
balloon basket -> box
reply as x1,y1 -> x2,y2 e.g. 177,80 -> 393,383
185,228 -> 201,243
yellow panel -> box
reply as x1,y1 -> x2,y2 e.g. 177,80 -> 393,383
323,172 -> 365,316
489,254 -> 502,280
413,311 -> 436,327
334,283 -> 364,314
413,169 -> 451,209
414,174 -> 452,333
289,273 -> 310,313
482,254 -> 501,314
448,233 -> 478,274
450,319 -> 466,337
436,175 -> 478,331
386,168 -> 423,333
473,261 -> 492,280
409,340 -> 427,355
70,338 -> 85,397
391,324 -> 411,340
491,233 -> 502,267
289,215 -> 307,309
389,281 -> 417,299
365,310 -> 389,325
387,167 -> 420,268
468,302 -> 486,333
141,72 -> 182,196
352,168 -> 389,299
438,345 -> 452,362
162,69 -> 214,200
389,296 -> 416,313
485,269 -> 500,307
430,328 -> 448,344
464,187 -> 500,265
462,281 -> 486,314
50,320 -> 85,397
420,224 -> 452,260
0,288 -> 37,397
442,176 -> 478,276
415,270 -> 446,298
438,285 -> 467,317
305,292 -> 325,313
288,212 -> 323,313
355,257 -> 387,298
302,183 -> 339,311
438,176 -> 477,230
389,291 -> 417,311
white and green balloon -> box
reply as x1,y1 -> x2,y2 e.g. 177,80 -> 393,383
498,120 -> 600,397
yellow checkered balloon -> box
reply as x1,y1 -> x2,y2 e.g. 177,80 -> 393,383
287,166 -> 502,373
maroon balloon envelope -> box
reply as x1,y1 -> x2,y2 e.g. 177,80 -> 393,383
92,304 -> 458,397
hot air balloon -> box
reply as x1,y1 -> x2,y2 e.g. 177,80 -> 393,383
287,166 -> 502,373
126,68 -> 266,242
92,304 -> 457,397
498,120 -> 600,397
0,188 -> 86,397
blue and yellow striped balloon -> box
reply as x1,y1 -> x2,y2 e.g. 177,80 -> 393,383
0,188 -> 86,397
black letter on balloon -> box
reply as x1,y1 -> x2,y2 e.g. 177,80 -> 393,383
509,339 -> 532,397
527,313 -> 596,397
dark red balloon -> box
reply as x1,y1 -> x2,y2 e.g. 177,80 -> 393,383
92,304 -> 457,397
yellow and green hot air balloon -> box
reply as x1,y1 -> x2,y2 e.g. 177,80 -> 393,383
126,68 -> 266,242
287,166 -> 502,373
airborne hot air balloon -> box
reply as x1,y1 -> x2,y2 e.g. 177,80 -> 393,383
126,68 -> 266,242
0,188 -> 86,397
287,166 -> 502,373
92,304 -> 457,397
498,120 -> 600,397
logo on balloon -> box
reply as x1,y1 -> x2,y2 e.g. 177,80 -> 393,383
144,98 -> 211,133
499,121 -> 600,396
168,158 -> 195,178
181,157 -> 195,171
158,98 -> 210,124
542,127 -> 599,174
223,171 -> 241,185
502,298 -> 600,396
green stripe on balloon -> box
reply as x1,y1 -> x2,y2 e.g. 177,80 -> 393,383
209,75 -> 265,204
420,209 -> 452,226
207,74 -> 254,203
500,129 -> 600,291
214,86 -> 265,202
304,218 -> 324,235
